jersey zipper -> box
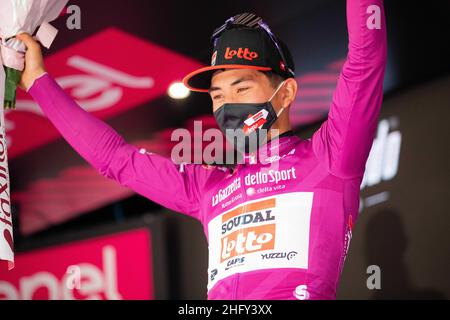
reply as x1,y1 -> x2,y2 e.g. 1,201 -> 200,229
233,273 -> 240,299
232,163 -> 248,300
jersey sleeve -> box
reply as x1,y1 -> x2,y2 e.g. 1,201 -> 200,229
312,0 -> 387,178
27,72 -> 210,220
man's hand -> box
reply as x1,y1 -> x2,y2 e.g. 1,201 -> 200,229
15,33 -> 46,91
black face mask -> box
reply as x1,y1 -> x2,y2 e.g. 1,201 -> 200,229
213,81 -> 286,154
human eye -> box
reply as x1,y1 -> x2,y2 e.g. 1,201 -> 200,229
212,94 -> 224,101
237,87 -> 250,94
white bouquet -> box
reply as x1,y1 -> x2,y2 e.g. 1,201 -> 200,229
0,0 -> 68,270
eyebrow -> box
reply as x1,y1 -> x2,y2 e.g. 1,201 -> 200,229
208,76 -> 256,94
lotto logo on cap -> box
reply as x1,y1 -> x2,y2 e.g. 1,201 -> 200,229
182,13 -> 295,93
224,47 -> 259,61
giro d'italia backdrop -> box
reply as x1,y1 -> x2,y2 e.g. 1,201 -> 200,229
0,0 -> 449,299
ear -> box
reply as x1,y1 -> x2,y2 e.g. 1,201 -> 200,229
281,78 -> 298,109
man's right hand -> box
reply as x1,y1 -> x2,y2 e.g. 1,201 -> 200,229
15,33 -> 47,91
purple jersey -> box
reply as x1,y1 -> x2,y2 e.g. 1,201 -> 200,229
28,0 -> 387,300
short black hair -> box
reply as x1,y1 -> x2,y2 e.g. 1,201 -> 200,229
261,71 -> 286,88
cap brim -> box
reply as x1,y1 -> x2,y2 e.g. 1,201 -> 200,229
182,64 -> 272,93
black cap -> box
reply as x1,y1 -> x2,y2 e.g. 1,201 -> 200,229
183,13 -> 295,92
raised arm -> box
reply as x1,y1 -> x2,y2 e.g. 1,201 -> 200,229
18,34 -> 208,221
312,0 -> 387,178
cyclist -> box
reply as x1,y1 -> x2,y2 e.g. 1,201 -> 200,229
17,0 -> 386,299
